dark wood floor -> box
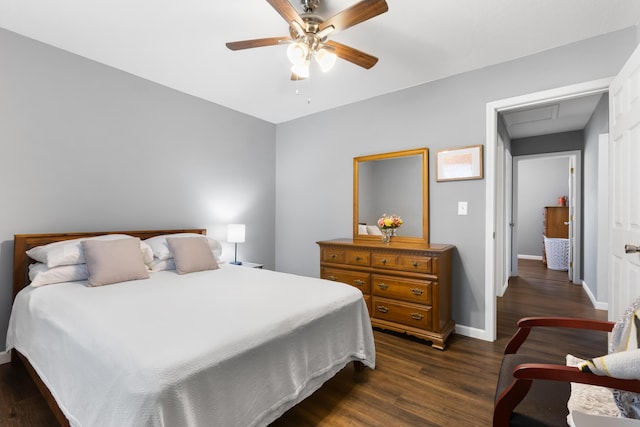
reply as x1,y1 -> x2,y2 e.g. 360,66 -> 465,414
1,259 -> 608,426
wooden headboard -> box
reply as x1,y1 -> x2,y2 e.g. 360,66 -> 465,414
12,229 -> 207,299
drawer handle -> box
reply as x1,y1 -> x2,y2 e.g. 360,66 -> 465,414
380,259 -> 388,264
377,306 -> 389,313
327,275 -> 337,281
378,283 -> 388,290
410,288 -> 423,296
331,254 -> 337,259
410,313 -> 424,320
412,261 -> 419,268
355,256 -> 362,261
354,279 -> 365,286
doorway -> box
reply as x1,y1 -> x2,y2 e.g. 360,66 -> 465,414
483,77 -> 613,342
511,151 -> 580,283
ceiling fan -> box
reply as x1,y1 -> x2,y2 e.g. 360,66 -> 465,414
226,0 -> 389,80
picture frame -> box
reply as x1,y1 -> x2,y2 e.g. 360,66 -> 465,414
436,144 -> 484,182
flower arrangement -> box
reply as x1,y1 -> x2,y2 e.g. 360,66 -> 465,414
377,213 -> 403,229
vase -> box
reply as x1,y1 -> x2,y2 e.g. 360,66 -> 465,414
381,228 -> 393,244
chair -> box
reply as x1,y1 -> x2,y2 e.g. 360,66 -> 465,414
493,316 -> 640,426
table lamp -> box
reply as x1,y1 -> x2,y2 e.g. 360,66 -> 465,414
227,224 -> 245,265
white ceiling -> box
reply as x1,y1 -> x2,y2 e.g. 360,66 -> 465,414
1,0 -> 639,124
502,93 -> 604,139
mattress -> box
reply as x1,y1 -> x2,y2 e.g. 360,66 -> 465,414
6,264 -> 376,426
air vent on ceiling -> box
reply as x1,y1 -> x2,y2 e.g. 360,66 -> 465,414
503,104 -> 559,128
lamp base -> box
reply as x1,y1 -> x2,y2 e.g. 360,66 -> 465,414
230,261 -> 243,265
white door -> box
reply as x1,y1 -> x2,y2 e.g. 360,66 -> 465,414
608,44 -> 640,321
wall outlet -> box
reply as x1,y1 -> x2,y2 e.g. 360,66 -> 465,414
458,201 -> 468,215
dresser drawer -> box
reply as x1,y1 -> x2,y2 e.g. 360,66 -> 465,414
346,250 -> 371,267
321,267 -> 371,293
321,248 -> 347,264
371,253 -> 400,269
372,275 -> 432,305
398,255 -> 432,273
372,297 -> 432,330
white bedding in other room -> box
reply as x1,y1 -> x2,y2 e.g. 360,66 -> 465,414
6,264 -> 375,427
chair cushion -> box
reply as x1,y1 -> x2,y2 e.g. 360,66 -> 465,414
496,354 -> 571,427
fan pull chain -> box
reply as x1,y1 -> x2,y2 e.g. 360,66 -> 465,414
293,75 -> 311,104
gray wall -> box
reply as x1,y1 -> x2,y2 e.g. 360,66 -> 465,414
583,94 -> 610,300
516,157 -> 570,257
275,27 -> 638,331
0,29 -> 277,350
511,130 -> 585,156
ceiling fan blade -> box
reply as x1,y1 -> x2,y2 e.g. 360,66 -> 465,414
291,72 -> 307,81
326,40 -> 378,69
320,0 -> 388,33
226,36 -> 290,51
267,0 -> 305,29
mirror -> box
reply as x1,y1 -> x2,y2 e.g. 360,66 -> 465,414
354,147 -> 429,244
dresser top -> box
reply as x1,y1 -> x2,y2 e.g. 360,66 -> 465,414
317,238 -> 454,252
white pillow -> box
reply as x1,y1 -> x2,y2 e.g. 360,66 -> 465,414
358,224 -> 368,235
566,354 -> 621,426
366,225 -> 382,235
144,233 -> 222,262
140,241 -> 154,266
26,234 -> 153,267
29,263 -> 89,287
148,258 -> 176,272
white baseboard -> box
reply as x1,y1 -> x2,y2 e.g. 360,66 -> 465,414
497,278 -> 509,298
0,350 -> 11,365
455,324 -> 493,342
518,254 -> 543,261
581,280 -> 608,311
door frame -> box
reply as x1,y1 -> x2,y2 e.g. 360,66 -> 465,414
483,77 -> 612,342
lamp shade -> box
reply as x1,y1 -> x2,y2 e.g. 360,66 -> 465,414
227,224 -> 245,243
291,61 -> 310,79
287,42 -> 309,66
315,48 -> 337,72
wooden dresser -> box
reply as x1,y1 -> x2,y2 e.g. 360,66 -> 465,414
543,206 -> 569,265
543,206 -> 569,238
317,239 -> 455,350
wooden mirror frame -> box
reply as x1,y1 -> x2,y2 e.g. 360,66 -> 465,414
353,147 -> 429,244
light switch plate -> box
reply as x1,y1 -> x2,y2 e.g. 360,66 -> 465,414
458,201 -> 468,215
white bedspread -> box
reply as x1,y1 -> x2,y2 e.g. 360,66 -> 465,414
6,264 -> 375,427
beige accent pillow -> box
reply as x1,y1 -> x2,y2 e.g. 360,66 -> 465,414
167,236 -> 219,274
81,238 -> 150,286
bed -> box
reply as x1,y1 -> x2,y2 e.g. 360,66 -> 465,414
7,229 -> 376,427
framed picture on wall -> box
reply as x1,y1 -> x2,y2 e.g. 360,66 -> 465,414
436,144 -> 484,181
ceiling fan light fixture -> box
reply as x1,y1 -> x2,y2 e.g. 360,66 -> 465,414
287,42 -> 309,66
315,47 -> 337,72
291,61 -> 310,79
226,0 -> 389,80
